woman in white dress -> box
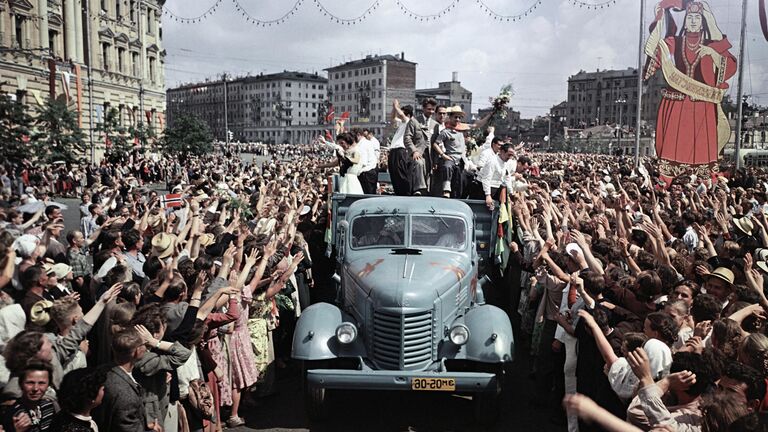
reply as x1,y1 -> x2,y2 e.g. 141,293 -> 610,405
334,133 -> 364,195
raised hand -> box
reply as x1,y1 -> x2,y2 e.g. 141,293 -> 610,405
99,282 -> 123,304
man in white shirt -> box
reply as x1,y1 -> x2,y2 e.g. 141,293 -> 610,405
478,143 -> 516,210
359,129 -> 380,194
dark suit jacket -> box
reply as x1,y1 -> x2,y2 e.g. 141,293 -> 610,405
94,365 -> 147,432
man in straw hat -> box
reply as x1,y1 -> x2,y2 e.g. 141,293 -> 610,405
703,267 -> 734,307
432,106 -> 469,198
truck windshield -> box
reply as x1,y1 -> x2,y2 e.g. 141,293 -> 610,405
411,216 -> 466,250
351,215 -> 406,248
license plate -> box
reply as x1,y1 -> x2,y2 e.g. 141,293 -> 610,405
411,377 -> 456,391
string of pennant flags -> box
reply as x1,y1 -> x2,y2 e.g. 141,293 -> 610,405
233,0 -> 304,26
162,0 -> 622,25
395,0 -> 460,22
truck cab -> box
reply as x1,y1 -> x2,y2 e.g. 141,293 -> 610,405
293,195 -> 514,420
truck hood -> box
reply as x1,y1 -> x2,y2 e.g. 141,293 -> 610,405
346,249 -> 472,310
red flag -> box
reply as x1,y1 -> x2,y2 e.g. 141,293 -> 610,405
325,130 -> 333,140
325,105 -> 335,122
340,111 -> 350,120
160,193 -> 183,208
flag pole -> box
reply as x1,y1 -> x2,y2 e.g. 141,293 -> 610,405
734,0 -> 749,169
634,0 -> 646,168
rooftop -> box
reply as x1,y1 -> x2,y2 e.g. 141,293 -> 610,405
168,70 -> 327,91
325,53 -> 417,71
568,67 -> 638,81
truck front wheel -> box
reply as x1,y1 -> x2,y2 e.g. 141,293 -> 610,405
301,361 -> 330,421
472,365 -> 506,426
304,382 -> 330,420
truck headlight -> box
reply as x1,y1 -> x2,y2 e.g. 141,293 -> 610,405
335,322 -> 358,344
449,324 -> 470,346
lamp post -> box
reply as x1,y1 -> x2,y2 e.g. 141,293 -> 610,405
616,98 -> 627,155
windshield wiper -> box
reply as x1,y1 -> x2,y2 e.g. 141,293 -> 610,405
390,247 -> 422,255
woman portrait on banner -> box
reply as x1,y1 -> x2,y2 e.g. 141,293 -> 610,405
644,0 -> 737,184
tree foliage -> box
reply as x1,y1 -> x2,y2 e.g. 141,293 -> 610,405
161,114 -> 213,160
96,107 -> 132,163
0,93 -> 34,165
32,95 -> 86,164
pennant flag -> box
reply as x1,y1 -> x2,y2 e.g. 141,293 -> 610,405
324,176 -> 334,256
160,193 -> 183,208
61,72 -> 71,102
494,186 -> 512,274
325,105 -> 335,122
340,111 -> 350,120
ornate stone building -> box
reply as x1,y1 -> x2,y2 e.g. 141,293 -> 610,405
0,0 -> 165,161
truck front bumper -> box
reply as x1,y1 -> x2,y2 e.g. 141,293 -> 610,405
306,369 -> 499,393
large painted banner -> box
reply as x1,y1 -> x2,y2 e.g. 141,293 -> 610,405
644,0 -> 737,183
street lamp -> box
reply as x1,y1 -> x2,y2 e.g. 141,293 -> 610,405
615,98 -> 627,154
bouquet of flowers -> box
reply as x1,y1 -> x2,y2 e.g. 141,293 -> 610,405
489,84 -> 514,121
468,83 -> 514,153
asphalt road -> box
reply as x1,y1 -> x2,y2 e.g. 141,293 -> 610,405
52,153 -> 566,432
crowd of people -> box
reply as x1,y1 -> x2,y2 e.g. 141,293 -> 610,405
0,101 -> 766,432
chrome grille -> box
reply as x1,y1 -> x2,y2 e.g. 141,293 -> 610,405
372,310 -> 433,370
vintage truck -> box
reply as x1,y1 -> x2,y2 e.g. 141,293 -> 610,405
292,193 -> 515,421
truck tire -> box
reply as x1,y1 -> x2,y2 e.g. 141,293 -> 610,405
473,367 -> 506,426
304,382 -> 330,421
301,361 -> 330,421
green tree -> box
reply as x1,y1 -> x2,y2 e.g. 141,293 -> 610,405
161,114 -> 213,161
33,95 -> 86,164
0,92 -> 34,165
130,121 -> 156,152
95,107 -> 133,163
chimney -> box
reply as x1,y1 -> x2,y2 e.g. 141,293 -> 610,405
401,52 -> 405,60
452,71 -> 458,82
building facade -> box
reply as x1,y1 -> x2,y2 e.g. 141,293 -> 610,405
326,53 -> 416,140
0,0 -> 165,161
564,67 -> 665,130
415,72 -> 472,116
166,71 -> 329,144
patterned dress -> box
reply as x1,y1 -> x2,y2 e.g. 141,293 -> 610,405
228,284 -> 260,390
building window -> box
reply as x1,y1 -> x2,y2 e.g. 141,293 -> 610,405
146,9 -> 152,34
148,57 -> 156,82
14,15 -> 25,47
286,82 -> 291,87
130,0 -> 136,21
101,43 -> 110,70
117,47 -> 125,73
116,0 -> 122,18
48,30 -> 57,55
131,52 -> 139,75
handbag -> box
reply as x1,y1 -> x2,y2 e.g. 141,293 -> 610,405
187,379 -> 215,420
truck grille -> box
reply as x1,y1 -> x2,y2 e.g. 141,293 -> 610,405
372,310 -> 433,370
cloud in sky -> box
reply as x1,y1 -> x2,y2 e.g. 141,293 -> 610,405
163,0 -> 768,118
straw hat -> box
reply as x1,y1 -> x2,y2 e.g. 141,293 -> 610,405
151,232 -> 177,259
756,261 -> 768,274
199,233 -> 215,247
50,263 -> 73,279
30,300 -> 53,327
733,217 -> 754,236
706,267 -> 735,286
446,105 -> 466,117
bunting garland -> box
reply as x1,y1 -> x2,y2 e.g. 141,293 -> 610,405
162,0 -> 626,26
568,0 -> 618,9
233,0 -> 304,26
396,0 -> 460,22
163,0 -> 223,23
313,0 -> 381,25
475,0 -> 542,22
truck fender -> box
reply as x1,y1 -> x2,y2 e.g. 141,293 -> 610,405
291,302 -> 365,361
462,304 -> 515,363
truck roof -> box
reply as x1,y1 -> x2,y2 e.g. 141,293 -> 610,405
346,196 -> 473,219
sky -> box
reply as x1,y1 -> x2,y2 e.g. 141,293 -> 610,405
162,0 -> 768,118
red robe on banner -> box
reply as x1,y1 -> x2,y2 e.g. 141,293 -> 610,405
654,35 -> 736,171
